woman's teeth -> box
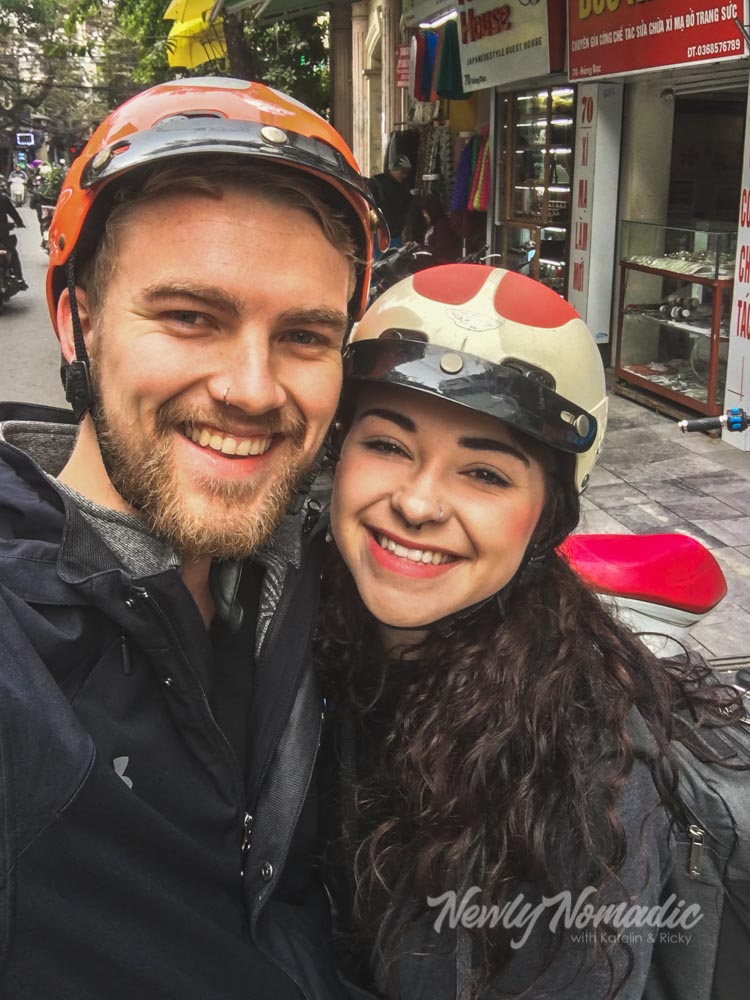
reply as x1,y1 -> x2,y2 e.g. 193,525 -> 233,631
185,424 -> 272,457
376,533 -> 455,565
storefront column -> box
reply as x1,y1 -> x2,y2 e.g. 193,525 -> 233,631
351,1 -> 369,173
618,81 -> 675,226
330,0 -> 353,149
381,0 -> 400,141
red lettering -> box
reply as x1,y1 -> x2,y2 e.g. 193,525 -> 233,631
741,188 -> 750,228
581,135 -> 590,166
575,221 -> 589,250
577,179 -> 588,208
573,261 -> 585,292
740,244 -> 750,284
460,3 -> 511,43
737,299 -> 750,340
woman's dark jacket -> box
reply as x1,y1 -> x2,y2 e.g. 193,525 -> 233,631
0,403 -> 352,1000
322,693 -> 672,1000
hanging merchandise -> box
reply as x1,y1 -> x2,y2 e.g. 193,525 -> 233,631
408,34 -> 425,102
467,128 -> 489,211
420,31 -> 439,103
436,19 -> 467,102
450,137 -> 475,212
423,124 -> 454,205
429,28 -> 444,103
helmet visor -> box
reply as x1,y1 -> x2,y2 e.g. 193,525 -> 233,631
343,338 -> 597,454
80,116 -> 383,223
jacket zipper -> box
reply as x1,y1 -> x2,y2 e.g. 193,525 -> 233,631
132,587 -> 246,863
688,824 -> 704,878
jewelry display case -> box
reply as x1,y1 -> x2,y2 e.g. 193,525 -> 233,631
615,222 -> 736,415
492,87 -> 575,295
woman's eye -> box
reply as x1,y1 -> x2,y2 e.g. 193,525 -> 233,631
362,438 -> 407,457
467,467 -> 511,488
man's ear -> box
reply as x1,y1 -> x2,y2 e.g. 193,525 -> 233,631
57,286 -> 93,365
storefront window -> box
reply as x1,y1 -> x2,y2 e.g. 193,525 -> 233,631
493,86 -> 575,295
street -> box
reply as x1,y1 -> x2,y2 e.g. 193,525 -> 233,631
0,203 -> 67,408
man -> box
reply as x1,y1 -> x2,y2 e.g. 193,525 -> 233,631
368,153 -> 413,249
0,78 -> 387,999
0,186 -> 27,288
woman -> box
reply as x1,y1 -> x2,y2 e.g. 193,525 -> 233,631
420,194 -> 461,265
316,265 -> 741,1000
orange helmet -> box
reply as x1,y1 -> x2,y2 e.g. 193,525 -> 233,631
47,77 -> 388,329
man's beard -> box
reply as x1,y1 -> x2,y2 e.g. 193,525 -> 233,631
93,392 -> 310,561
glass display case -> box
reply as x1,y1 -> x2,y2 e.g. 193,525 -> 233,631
615,221 -> 737,415
493,87 -> 575,295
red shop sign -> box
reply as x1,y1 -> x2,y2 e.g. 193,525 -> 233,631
568,0 -> 748,81
396,43 -> 410,88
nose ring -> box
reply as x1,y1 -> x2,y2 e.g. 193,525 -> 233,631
222,384 -> 231,408
438,505 -> 445,523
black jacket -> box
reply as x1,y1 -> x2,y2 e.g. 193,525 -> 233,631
0,403 -> 350,1000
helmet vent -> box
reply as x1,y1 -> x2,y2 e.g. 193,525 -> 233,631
502,358 -> 556,390
379,329 -> 429,343
155,112 -> 223,127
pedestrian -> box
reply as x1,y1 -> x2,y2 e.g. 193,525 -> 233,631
316,265 -> 743,999
368,154 -> 413,249
0,187 -> 27,287
0,77 -> 387,999
420,193 -> 461,264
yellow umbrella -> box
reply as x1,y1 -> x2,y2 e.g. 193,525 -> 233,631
167,16 -> 226,69
163,0 -> 217,22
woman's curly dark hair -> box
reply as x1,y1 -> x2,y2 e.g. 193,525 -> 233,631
315,434 -> 744,998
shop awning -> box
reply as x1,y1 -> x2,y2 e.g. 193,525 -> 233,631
218,0 -> 331,23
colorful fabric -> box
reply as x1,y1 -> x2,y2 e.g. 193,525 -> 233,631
436,19 -> 467,101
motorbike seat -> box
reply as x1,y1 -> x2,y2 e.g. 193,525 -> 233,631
559,532 -> 727,614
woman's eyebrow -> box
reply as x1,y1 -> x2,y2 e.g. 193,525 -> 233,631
457,437 -> 530,467
357,407 -> 416,432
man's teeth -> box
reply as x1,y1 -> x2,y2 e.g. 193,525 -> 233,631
376,533 -> 454,565
186,424 -> 272,457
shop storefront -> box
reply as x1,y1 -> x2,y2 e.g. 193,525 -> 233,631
568,0 -> 750,437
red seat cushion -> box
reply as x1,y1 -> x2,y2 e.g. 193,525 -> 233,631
559,533 -> 727,615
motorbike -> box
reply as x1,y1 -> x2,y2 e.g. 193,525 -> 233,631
8,173 -> 26,207
39,201 -> 55,254
368,243 -> 497,307
562,408 -> 750,686
0,223 -> 26,311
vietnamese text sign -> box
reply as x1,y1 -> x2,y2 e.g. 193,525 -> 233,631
724,88 -> 750,450
397,44 -> 410,87
457,0 -> 550,93
569,0 -> 748,81
567,82 -> 623,344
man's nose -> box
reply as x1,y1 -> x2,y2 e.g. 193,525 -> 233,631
215,338 -> 288,416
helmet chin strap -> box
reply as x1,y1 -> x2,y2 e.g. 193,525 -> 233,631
63,252 -> 96,422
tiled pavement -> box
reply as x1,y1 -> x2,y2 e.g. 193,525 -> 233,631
578,392 -> 750,666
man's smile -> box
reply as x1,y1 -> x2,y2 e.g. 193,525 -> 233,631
182,421 -> 274,457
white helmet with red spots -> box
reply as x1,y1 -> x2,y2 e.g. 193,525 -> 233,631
344,264 -> 607,492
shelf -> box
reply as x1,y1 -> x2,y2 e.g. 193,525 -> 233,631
619,259 -> 734,284
624,309 -> 729,340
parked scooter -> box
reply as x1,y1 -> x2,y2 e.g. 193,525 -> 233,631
8,171 -> 26,208
368,244 -> 498,307
0,223 -> 26,311
560,409 -> 748,680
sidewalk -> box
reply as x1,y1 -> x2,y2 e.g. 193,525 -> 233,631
578,392 -> 750,666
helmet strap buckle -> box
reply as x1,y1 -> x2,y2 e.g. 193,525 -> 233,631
64,359 -> 94,422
